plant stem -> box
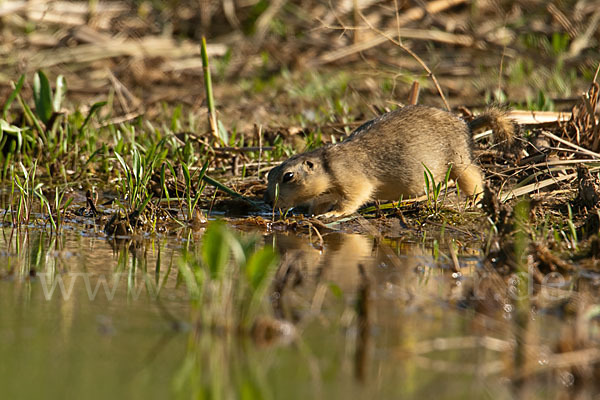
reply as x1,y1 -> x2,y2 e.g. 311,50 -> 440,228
201,36 -> 219,144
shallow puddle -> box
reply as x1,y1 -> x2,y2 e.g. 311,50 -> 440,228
0,220 -> 591,399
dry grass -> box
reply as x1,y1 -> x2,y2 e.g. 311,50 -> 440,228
1,0 -> 597,121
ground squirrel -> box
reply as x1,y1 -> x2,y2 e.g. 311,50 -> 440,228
265,105 -> 515,217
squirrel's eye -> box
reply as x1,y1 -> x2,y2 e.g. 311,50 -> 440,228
282,172 -> 294,183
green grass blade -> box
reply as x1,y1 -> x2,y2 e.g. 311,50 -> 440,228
202,174 -> 260,207
444,164 -> 452,186
245,246 -> 279,290
198,159 -> 210,180
201,222 -> 230,280
190,160 -> 210,210
53,75 -> 67,112
137,194 -> 154,214
132,148 -> 142,182
177,259 -> 202,300
160,163 -> 169,202
181,162 -> 191,187
164,161 -> 181,200
114,151 -> 128,176
74,147 -> 104,179
201,36 -> 220,143
18,94 -> 47,142
80,101 -> 107,131
217,119 -> 229,145
2,74 -> 25,119
36,190 -> 57,231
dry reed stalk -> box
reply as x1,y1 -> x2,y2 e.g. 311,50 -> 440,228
407,81 -> 420,105
508,110 -> 572,125
19,37 -> 227,69
500,172 -> 577,202
1,0 -> 127,28
355,8 -> 451,110
541,131 -> 600,159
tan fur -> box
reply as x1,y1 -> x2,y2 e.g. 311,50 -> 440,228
468,107 -> 516,146
265,105 -> 515,217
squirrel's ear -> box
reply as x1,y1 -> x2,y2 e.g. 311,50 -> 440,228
304,160 -> 314,169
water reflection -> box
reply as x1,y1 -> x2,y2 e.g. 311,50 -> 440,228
272,232 -> 468,312
0,226 -> 597,399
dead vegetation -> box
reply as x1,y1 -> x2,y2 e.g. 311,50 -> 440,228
2,3 -> 600,396
1,0 -> 598,123
1,1 -> 599,239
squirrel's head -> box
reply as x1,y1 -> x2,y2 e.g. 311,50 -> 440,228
264,151 -> 330,211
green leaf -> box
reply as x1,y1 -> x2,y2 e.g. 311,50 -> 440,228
444,164 -> 452,186
217,119 -> 229,144
2,74 -> 25,119
198,159 -> 209,181
132,148 -> 142,181
240,235 -> 260,264
80,101 -> 107,130
181,162 -> 191,187
76,147 -> 104,176
19,92 -> 46,141
62,197 -> 73,211
137,194 -> 153,214
19,161 -> 28,181
201,174 -> 260,207
160,163 -> 168,200
114,151 -> 128,175
53,75 -> 66,112
170,104 -> 182,132
33,71 -> 53,124
177,260 -> 201,299
164,161 -> 180,199
35,189 -> 56,231
239,379 -> 262,400
0,119 -> 22,134
245,246 -> 278,290
329,283 -> 343,299
201,222 -> 230,280
190,160 -> 210,209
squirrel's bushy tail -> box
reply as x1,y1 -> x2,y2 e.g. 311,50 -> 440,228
468,108 -> 518,146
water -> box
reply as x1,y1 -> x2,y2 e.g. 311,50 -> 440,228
0,225 -> 588,399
